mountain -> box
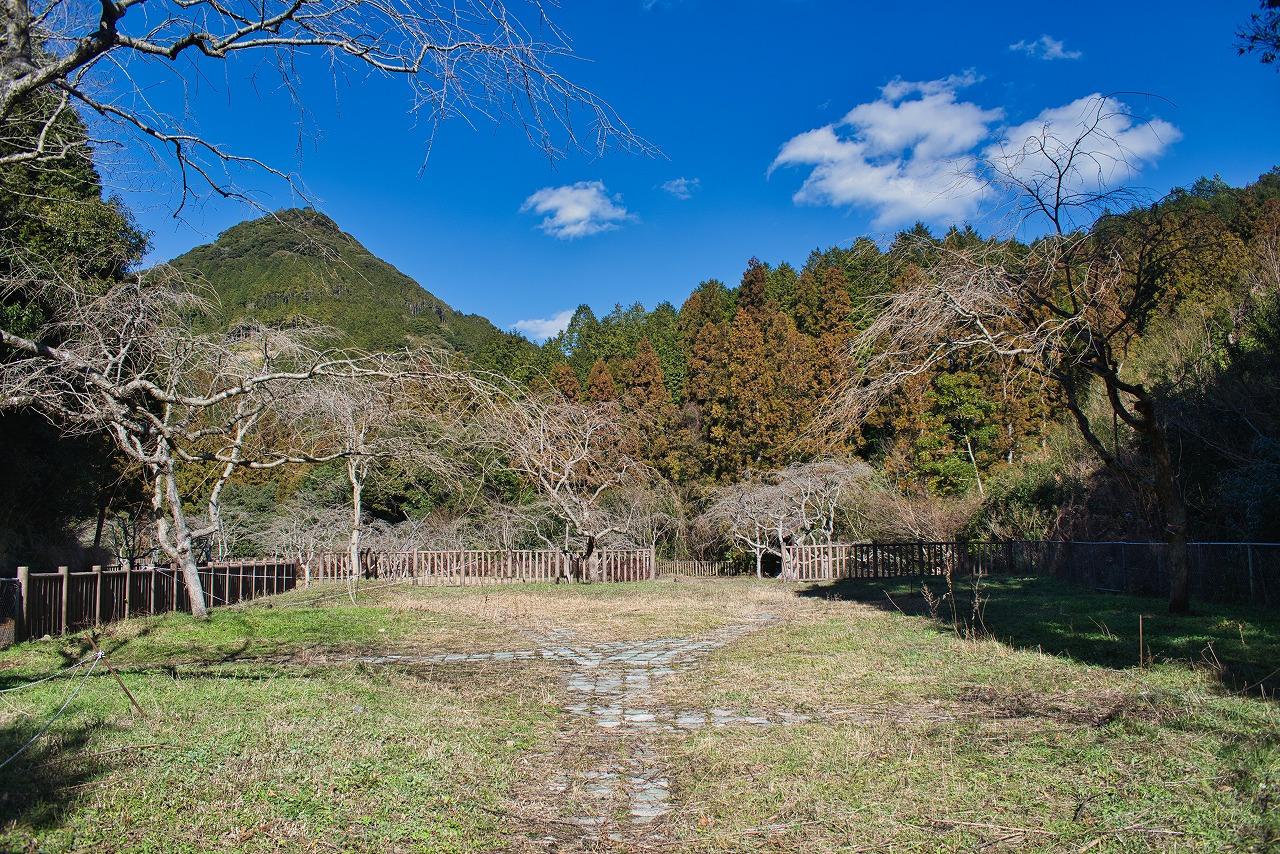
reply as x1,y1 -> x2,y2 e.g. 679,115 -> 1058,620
167,208 -> 535,367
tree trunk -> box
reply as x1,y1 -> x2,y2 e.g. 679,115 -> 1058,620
161,467 -> 209,619
755,549 -> 763,579
348,467 -> 363,586
1146,418 -> 1191,614
92,489 -> 109,552
179,550 -> 206,619
1,0 -> 34,112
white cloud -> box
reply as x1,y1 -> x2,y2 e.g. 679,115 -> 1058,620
987,94 -> 1181,192
521,181 -> 634,239
771,76 -> 1179,228
513,309 -> 574,341
660,176 -> 700,200
770,72 -> 1000,227
1009,35 -> 1082,61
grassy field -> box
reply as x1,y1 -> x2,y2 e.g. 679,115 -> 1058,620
0,576 -> 1276,852
0,596 -> 559,853
656,577 -> 1280,852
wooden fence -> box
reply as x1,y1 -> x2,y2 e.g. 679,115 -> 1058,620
305,548 -> 655,586
655,558 -> 752,577
9,559 -> 296,642
780,540 -> 1279,608
780,542 -> 1026,582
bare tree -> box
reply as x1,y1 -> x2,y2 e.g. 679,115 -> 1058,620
257,499 -> 349,583
469,497 -> 554,551
487,393 -> 646,581
776,459 -> 876,546
604,480 -> 681,552
0,257 -> 441,615
698,460 -> 876,577
362,512 -> 469,552
298,354 -> 465,585
825,96 -> 1218,613
698,475 -> 786,578
1,0 -> 648,207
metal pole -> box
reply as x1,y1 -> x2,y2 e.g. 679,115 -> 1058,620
58,566 -> 70,635
16,566 -> 29,642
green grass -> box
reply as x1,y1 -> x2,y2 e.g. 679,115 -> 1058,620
656,578 -> 1280,852
0,605 -> 556,853
0,594 -> 529,678
806,575 -> 1280,692
1,577 -> 1277,852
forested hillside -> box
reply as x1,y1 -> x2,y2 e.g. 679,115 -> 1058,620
152,169 -> 1280,548
530,170 -> 1280,542
168,208 -> 535,371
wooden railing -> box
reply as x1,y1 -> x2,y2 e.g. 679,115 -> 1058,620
654,558 -> 751,577
304,548 -> 655,586
780,542 -> 1023,582
779,541 -> 1279,608
10,559 -> 296,642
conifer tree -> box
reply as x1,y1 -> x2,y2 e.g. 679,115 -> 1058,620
585,357 -> 618,401
679,280 -> 736,343
622,339 -> 688,477
793,268 -> 824,336
685,318 -> 732,476
549,362 -> 582,401
644,302 -> 688,401
623,339 -> 672,412
718,308 -> 772,473
736,258 -> 772,315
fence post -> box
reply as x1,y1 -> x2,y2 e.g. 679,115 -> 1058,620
93,565 -> 104,626
1247,544 -> 1256,603
16,566 -> 29,642
58,566 -> 69,636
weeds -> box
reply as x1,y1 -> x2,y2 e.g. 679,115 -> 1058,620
920,567 -> 989,640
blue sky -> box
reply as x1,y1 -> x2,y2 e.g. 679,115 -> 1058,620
118,1 -> 1280,340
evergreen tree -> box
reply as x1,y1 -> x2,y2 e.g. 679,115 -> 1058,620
679,279 -> 736,342
621,339 -> 692,478
766,261 -> 799,314
736,258 -> 771,315
0,105 -> 148,568
623,339 -> 672,412
549,362 -> 582,401
644,301 -> 688,401
715,308 -> 772,474
549,304 -> 601,381
585,357 -> 618,401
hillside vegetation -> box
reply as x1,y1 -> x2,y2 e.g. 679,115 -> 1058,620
168,208 -> 534,369
528,170 -> 1280,544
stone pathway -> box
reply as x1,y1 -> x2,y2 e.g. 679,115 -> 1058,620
355,612 -> 800,846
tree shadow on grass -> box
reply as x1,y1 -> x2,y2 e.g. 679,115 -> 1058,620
0,718 -> 118,838
797,575 -> 1280,696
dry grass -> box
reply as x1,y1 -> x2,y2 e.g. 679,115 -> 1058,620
364,578 -> 797,642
